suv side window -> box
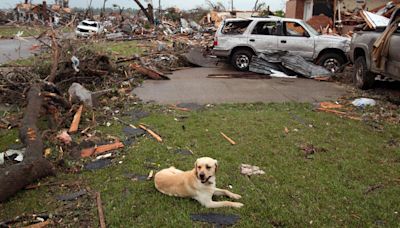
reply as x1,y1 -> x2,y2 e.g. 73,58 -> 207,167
283,22 -> 309,37
251,21 -> 278,35
222,20 -> 252,35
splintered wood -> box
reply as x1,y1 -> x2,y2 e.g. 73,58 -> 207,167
24,220 -> 53,228
81,140 -> 124,158
130,63 -> 170,80
139,124 -> 163,142
69,105 -> 84,133
316,108 -> 362,121
220,132 -> 236,145
96,192 -> 106,228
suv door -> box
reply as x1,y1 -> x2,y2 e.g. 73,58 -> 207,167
278,21 -> 315,60
247,21 -> 278,53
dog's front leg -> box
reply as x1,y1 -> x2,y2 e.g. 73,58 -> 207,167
213,188 -> 241,199
202,200 -> 244,208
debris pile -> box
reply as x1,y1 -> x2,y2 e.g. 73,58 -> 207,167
249,51 -> 333,78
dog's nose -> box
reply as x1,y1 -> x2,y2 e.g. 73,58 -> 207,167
199,173 -> 205,180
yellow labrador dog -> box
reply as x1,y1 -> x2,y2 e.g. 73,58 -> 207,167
154,157 -> 243,208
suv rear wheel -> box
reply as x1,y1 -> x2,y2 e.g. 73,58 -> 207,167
316,53 -> 345,73
231,49 -> 253,71
353,56 -> 375,90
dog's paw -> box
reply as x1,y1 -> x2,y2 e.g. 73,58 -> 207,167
232,202 -> 244,208
230,193 -> 242,200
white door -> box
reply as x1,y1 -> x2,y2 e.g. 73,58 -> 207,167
304,0 -> 314,21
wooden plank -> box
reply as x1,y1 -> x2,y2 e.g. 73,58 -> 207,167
139,124 -> 163,142
96,192 -> 106,228
130,63 -> 170,80
80,141 -> 124,158
24,220 -> 52,228
220,132 -> 236,145
68,105 -> 83,133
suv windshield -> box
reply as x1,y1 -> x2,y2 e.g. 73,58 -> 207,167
301,22 -> 320,36
81,21 -> 98,27
221,20 -> 252,35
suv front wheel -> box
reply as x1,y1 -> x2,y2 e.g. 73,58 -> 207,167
353,56 -> 375,90
231,49 -> 253,71
316,52 -> 345,73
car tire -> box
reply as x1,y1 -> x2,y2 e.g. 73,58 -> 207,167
353,56 -> 375,90
316,52 -> 346,73
231,49 -> 253,71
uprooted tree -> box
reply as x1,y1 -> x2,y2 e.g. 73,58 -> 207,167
132,0 -> 154,24
0,29 -> 74,202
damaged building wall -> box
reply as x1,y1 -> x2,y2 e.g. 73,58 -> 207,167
286,0 -> 395,20
341,0 -> 392,11
286,0 -> 305,19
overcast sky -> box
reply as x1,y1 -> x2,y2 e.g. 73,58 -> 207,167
0,0 -> 286,11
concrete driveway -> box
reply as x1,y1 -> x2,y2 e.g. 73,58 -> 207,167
0,38 -> 38,64
134,66 -> 348,104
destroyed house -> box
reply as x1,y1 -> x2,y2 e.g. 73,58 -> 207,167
286,0 -> 391,21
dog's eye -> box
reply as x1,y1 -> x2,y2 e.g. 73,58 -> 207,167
198,166 -> 201,169
206,166 -> 211,170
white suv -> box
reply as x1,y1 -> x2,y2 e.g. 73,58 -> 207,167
212,17 -> 350,72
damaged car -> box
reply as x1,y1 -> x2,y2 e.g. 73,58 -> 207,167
75,20 -> 104,38
212,17 -> 350,72
350,7 -> 400,89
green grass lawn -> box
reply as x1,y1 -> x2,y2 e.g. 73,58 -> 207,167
0,103 -> 399,227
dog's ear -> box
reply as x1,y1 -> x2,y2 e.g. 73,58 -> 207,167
214,159 -> 218,173
194,159 -> 198,175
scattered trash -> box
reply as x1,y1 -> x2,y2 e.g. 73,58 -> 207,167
250,52 -> 333,78
68,105 -> 84,133
124,173 -> 148,181
147,170 -> 154,180
24,220 -> 53,228
130,63 -> 170,80
0,148 -> 26,165
316,108 -> 362,121
174,149 -> 193,155
139,124 -> 163,142
360,10 -> 390,29
84,159 -> 112,170
123,127 -> 145,138
71,56 -> 80,72
81,140 -> 124,158
184,47 -> 219,68
319,102 -> 343,109
44,148 -> 51,158
190,213 -> 240,226
240,164 -> 265,176
68,83 -> 93,107
56,130 -> 72,145
96,192 -> 107,228
352,98 -> 377,107
128,110 -> 150,122
56,190 -> 86,201
220,132 -> 236,145
96,153 -> 112,160
300,144 -> 328,159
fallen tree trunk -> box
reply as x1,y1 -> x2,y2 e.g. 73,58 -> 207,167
0,84 -> 54,202
0,158 -> 54,202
